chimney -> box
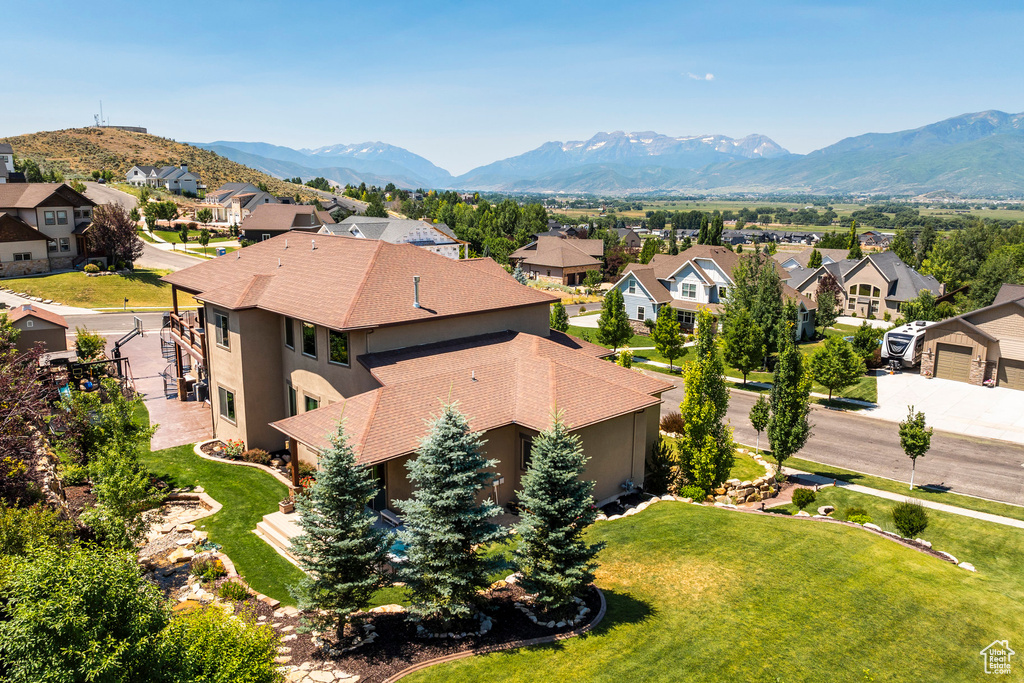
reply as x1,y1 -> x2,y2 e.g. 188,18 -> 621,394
413,276 -> 421,309
181,164 -> 188,172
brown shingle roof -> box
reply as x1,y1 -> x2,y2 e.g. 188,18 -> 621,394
270,330 -> 671,462
993,283 -> 1024,307
161,231 -> 555,330
773,248 -> 848,269
238,204 -> 335,232
0,213 -> 48,244
6,303 -> 68,328
621,265 -> 671,304
0,183 -> 94,209
510,236 -> 602,268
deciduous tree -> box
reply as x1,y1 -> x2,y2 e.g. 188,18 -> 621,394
898,406 -> 932,490
766,337 -> 812,472
847,220 -> 863,260
808,335 -> 865,401
89,203 -> 145,268
596,287 -> 632,352
651,304 -> 684,370
749,393 -> 769,454
721,307 -> 764,385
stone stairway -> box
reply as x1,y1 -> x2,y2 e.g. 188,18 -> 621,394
254,511 -> 302,566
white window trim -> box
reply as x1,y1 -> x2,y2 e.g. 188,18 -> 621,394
637,305 -> 645,321
628,278 -> 636,295
679,282 -> 698,300
213,310 -> 230,349
218,385 -> 236,423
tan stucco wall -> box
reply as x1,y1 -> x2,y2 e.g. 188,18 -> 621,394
367,304 -> 551,354
972,307 -> 1024,362
0,239 -> 48,262
840,260 -> 896,317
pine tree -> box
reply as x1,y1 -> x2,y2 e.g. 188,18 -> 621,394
669,231 -> 678,255
512,263 -> 528,285
808,248 -> 822,268
710,213 -> 724,246
749,394 -> 770,454
645,436 -> 678,495
290,423 -> 391,640
847,220 -> 863,260
650,304 -> 684,370
766,337 -> 812,472
698,214 -> 709,244
550,300 -> 569,332
397,404 -> 504,626
597,287 -> 633,351
514,415 -> 605,614
676,308 -> 734,491
808,335 -> 865,402
721,307 -> 765,385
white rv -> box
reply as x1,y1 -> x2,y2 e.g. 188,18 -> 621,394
881,320 -> 932,367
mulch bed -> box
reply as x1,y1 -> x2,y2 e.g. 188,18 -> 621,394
601,491 -> 653,516
199,440 -> 225,457
63,484 -> 96,518
264,583 -> 602,683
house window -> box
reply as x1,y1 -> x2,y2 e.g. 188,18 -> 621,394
218,386 -> 236,422
677,310 -> 695,327
59,237 -> 70,252
302,322 -> 317,357
261,233 -> 271,241
25,320 -> 34,328
849,285 -> 857,296
213,310 -> 229,348
304,395 -> 319,412
872,286 -> 881,297
288,385 -> 297,417
858,283 -> 872,297
329,330 -> 349,366
628,278 -> 636,294
48,240 -> 57,252
520,435 -> 534,470
679,282 -> 697,299
848,298 -> 856,310
13,253 -> 31,261
56,211 -> 68,225
801,311 -> 810,323
44,211 -> 55,225
637,305 -> 645,321
284,317 -> 294,349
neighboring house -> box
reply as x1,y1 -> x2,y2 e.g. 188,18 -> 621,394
160,232 -> 671,519
788,251 -> 942,319
0,213 -> 51,277
125,165 -> 202,195
5,303 -> 68,353
319,195 -> 366,216
859,230 -> 890,249
509,236 -> 604,286
919,283 -> 1024,389
320,216 -> 465,260
615,228 -> 642,249
774,247 -> 849,271
200,183 -> 279,224
612,245 -> 817,338
0,143 -> 13,184
239,204 -> 334,243
0,183 -> 96,271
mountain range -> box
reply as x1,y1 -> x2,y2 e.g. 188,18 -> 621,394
194,110 -> 1024,196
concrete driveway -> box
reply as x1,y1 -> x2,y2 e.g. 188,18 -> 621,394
873,371 -> 1024,445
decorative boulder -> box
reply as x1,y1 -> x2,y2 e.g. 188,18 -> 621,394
817,506 -> 835,516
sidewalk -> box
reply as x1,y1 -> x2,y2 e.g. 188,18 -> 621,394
782,467 -> 1024,530
0,288 -> 98,316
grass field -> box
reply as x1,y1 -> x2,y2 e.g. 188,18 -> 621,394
152,229 -> 233,245
407,501 -> 1023,682
1,268 -> 173,309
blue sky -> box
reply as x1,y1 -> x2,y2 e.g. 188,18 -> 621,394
4,0 -> 1024,174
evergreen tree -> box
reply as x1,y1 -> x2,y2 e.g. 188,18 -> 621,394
808,248 -> 822,268
749,394 -> 770,454
397,404 -> 504,626
898,406 -> 933,490
669,230 -> 678,255
596,287 -> 632,351
697,214 -> 709,244
721,308 -> 765,385
514,416 -> 604,613
766,337 -> 812,472
645,437 -> 678,495
290,423 -> 391,640
710,213 -> 724,246
512,263 -> 528,285
814,272 -> 842,336
638,238 -> 661,264
808,335 -> 865,402
847,220 -> 863,260
550,300 -> 569,332
676,308 -> 734,491
650,304 -> 684,370
889,229 -> 914,265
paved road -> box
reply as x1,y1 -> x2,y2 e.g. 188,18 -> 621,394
82,182 -> 137,211
136,242 -> 203,271
659,377 -> 1024,506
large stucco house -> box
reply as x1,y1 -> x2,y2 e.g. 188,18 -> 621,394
161,232 -> 670,517
320,216 -> 465,260
612,245 -> 817,338
125,165 -> 202,195
200,183 -> 282,224
787,251 -> 942,319
509,236 -> 604,286
0,183 -> 96,276
919,284 -> 1024,389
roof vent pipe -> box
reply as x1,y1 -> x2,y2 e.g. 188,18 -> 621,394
285,239 -> 288,249
311,239 -> 316,250
278,258 -> 281,268
413,275 -> 421,309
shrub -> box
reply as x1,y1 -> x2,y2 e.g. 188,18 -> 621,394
83,263 -> 100,273
217,580 -> 249,602
891,500 -> 928,537
59,462 -> 90,486
616,346 -> 633,368
74,327 -> 106,360
223,439 -> 244,459
155,607 -> 280,683
677,484 -> 706,501
107,265 -> 116,272
297,462 -> 317,478
190,557 -> 226,581
842,506 -> 869,521
848,513 -> 872,525
644,437 -> 677,496
791,488 -> 816,510
241,449 -> 271,465
660,411 -> 685,434
578,306 -> 586,315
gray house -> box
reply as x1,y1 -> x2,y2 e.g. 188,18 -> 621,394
320,216 -> 464,260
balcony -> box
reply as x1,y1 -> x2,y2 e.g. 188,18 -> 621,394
167,311 -> 206,360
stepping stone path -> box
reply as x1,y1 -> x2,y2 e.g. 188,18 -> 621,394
280,663 -> 359,682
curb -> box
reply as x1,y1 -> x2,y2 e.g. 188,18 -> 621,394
193,439 -> 295,488
382,587 -> 607,683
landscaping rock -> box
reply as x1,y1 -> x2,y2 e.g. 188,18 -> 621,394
938,551 -> 959,564
174,523 -> 196,532
914,538 -> 932,548
661,494 -> 675,501
747,491 -> 762,502
167,548 -> 195,563
958,562 -> 976,572
863,523 -> 882,531
679,497 -> 693,503
817,506 -> 835,516
192,530 -> 208,542
795,511 -> 811,517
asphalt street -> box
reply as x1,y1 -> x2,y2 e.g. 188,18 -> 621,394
660,377 -> 1024,506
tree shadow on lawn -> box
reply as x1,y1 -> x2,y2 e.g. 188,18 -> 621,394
587,588 -> 654,636
121,269 -> 170,288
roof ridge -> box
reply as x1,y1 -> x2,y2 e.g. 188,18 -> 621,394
355,389 -> 383,455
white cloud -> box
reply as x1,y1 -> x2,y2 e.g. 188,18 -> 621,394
686,72 -> 715,81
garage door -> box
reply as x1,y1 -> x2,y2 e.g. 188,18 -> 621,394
934,343 -> 972,382
998,358 -> 1024,391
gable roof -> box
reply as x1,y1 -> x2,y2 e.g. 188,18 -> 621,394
993,283 -> 1024,307
0,213 -> 48,244
0,183 -> 96,209
774,248 -> 848,269
0,143 -> 13,155
239,204 -> 334,233
270,330 -> 671,462
162,231 -> 555,331
6,303 -> 68,328
510,236 -> 602,268
620,265 -> 672,304
328,217 -> 459,244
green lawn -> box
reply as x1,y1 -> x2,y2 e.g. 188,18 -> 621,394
408,502 -> 1024,682
152,229 -> 232,245
2,268 -> 173,309
728,451 -> 766,482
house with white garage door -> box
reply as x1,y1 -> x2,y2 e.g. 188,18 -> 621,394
920,283 -> 1024,390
